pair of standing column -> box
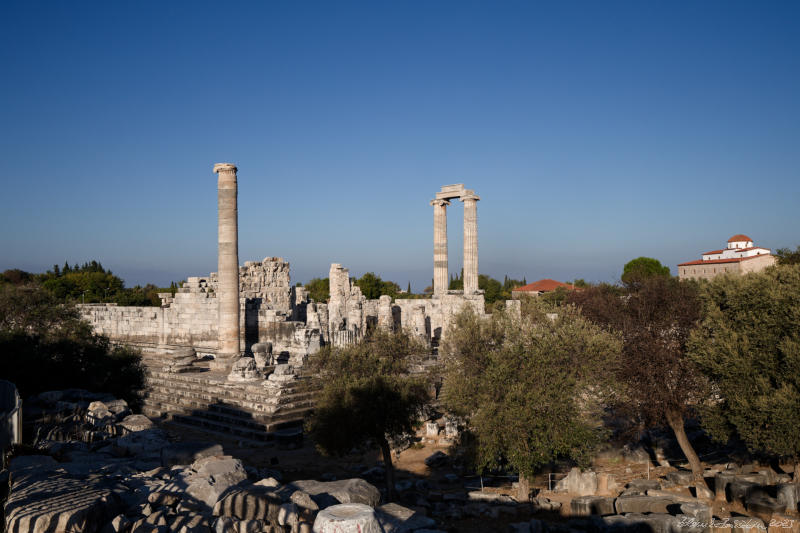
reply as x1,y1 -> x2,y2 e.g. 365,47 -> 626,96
432,194 -> 480,296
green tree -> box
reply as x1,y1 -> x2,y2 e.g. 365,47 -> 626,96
776,245 -> 800,265
440,300 -> 621,501
688,264 -> 800,481
355,272 -> 400,300
621,257 -> 671,287
0,284 -> 145,409
306,330 -> 430,500
569,277 -> 707,478
304,277 -> 330,302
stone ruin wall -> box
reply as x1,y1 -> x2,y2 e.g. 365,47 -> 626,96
80,257 -> 320,365
320,263 -> 488,347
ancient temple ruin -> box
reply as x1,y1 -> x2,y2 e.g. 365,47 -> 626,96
78,169 -> 497,439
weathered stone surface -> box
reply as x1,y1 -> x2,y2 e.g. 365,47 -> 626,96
291,489 -> 319,512
185,456 -> 248,510
666,470 -> 694,486
570,495 -> 616,516
161,441 -> 224,467
555,467 -> 598,496
746,495 -> 787,523
290,478 -> 381,509
113,428 -> 169,457
313,503 -> 383,533
212,485 -> 282,522
614,495 -> 678,514
777,483 -> 799,513
166,512 -> 214,533
228,357 -> 262,382
5,455 -> 124,533
467,491 -> 516,504
120,414 -> 155,434
377,502 -> 436,532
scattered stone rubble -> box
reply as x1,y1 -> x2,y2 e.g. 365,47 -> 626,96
509,463 -> 800,533
3,390 -> 445,533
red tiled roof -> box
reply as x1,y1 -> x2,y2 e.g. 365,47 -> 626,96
678,254 -> 772,267
728,234 -> 752,242
513,279 -> 576,292
703,249 -> 725,255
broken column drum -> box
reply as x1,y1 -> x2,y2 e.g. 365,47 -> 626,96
431,199 -> 450,296
214,163 -> 241,368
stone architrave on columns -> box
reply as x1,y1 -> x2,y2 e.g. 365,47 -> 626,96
461,193 -> 480,294
431,199 -> 450,296
213,163 -> 241,369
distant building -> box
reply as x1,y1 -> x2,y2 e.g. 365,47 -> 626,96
678,234 -> 776,281
512,279 -> 578,298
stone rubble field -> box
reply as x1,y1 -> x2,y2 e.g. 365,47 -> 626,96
4,389 -> 800,533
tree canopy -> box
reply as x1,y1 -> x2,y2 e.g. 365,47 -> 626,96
0,283 -> 145,408
568,276 -> 707,478
688,264 -> 800,480
306,330 -> 430,500
621,257 -> 671,286
355,272 -> 401,300
439,300 -> 620,499
776,245 -> 800,265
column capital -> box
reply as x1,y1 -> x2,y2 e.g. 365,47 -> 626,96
430,198 -> 451,207
213,163 -> 238,174
460,193 -> 480,202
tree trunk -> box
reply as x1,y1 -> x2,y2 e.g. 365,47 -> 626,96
517,473 -> 531,502
379,436 -> 397,502
666,409 -> 703,480
794,457 -> 800,484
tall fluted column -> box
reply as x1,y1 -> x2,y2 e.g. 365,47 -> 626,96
461,193 -> 480,294
213,163 -> 240,369
431,199 -> 450,296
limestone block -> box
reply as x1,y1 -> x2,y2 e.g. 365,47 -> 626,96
228,357 -> 262,382
290,478 -> 381,510
570,496 -> 616,516
185,455 -> 248,510
376,502 -> 437,532
120,414 -> 155,434
313,503 -> 383,533
555,468 -> 597,496
614,495 -> 678,514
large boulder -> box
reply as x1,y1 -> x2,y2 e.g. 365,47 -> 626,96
289,478 -> 381,509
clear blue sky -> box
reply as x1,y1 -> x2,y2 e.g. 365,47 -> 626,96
1,1 -> 798,290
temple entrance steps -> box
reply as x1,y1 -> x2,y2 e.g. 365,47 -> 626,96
140,362 -> 319,444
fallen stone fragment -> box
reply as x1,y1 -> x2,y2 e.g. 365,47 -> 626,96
289,478 -> 381,509
570,495 -> 616,516
314,503 -> 384,533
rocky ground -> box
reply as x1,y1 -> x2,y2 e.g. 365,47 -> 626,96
3,390 -> 800,532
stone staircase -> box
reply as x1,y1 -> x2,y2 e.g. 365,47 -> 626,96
140,355 -> 317,445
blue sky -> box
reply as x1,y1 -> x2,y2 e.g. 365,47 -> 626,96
1,1 -> 798,290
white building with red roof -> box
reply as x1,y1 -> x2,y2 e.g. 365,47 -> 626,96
678,235 -> 775,280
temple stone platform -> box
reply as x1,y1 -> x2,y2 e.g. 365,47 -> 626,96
140,354 -> 315,445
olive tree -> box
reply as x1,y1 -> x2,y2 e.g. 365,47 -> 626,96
689,264 -> 800,481
439,300 -> 621,501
